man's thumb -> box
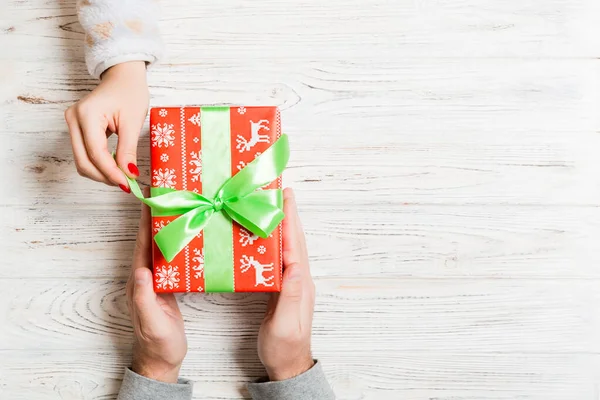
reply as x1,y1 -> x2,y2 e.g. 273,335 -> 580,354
132,268 -> 158,322
274,264 -> 304,316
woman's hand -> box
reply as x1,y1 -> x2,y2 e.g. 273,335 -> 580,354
258,188 -> 316,381
126,200 -> 188,383
65,61 -> 149,191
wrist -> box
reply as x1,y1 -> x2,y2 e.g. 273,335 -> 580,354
266,356 -> 315,382
101,61 -> 147,82
131,355 -> 182,384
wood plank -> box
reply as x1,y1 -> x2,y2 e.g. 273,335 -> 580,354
1,350 -> 599,399
2,60 -> 600,210
3,0 -> 600,60
5,59 -> 600,134
2,204 -> 600,279
2,279 -> 599,353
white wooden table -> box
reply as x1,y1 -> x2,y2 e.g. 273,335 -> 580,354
2,1 -> 600,399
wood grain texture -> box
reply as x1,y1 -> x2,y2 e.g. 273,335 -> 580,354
3,350 -> 600,399
3,205 -> 600,280
2,279 -> 600,352
2,0 -> 600,399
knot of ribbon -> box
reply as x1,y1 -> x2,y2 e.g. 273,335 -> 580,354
126,134 -> 290,263
212,197 -> 224,212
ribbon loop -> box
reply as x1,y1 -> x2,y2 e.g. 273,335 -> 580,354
125,134 -> 289,263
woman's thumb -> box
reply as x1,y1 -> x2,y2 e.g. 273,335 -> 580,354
116,122 -> 141,179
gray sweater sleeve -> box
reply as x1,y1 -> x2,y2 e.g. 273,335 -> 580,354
247,361 -> 336,400
116,368 -> 193,400
76,0 -> 163,78
116,362 -> 334,400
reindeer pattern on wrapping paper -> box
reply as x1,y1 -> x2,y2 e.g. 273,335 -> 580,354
236,120 -> 271,152
239,255 -> 275,287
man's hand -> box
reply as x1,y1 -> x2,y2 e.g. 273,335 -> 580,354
126,199 -> 187,383
65,61 -> 149,191
258,188 -> 316,381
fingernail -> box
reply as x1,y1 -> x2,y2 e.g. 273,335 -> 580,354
119,184 -> 131,194
128,163 -> 139,177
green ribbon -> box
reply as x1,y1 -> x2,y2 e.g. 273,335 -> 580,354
125,132 -> 289,287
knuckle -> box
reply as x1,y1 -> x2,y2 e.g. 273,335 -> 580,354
285,285 -> 303,301
119,148 -> 137,158
133,293 -> 146,310
74,158 -> 94,178
87,150 -> 100,162
88,149 -> 108,165
75,164 -> 89,178
75,101 -> 91,116
117,150 -> 137,165
64,107 -> 73,121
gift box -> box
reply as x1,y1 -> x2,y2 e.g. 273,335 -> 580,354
146,106 -> 287,293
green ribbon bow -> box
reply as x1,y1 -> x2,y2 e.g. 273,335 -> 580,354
125,132 -> 289,291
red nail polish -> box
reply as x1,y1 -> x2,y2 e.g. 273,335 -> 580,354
128,163 -> 139,177
119,184 -> 131,194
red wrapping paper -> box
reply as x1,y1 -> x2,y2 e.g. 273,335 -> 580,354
149,106 -> 282,293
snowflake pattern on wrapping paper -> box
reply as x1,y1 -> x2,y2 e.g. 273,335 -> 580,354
237,106 -> 246,115
151,123 -> 175,148
192,248 -> 204,279
160,153 -> 169,162
153,220 -> 170,233
189,151 -> 202,182
189,112 -> 201,126
159,109 -> 168,117
153,168 -> 177,188
155,265 -> 180,290
236,161 -> 246,171
193,137 -> 199,143
257,245 -> 266,255
239,228 -> 259,247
